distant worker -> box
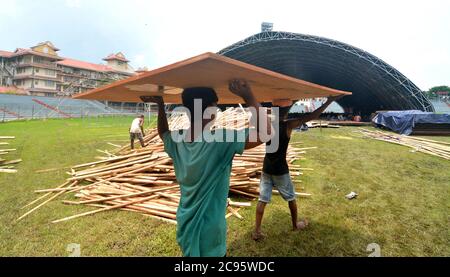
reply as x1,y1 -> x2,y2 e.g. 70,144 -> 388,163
353,114 -> 362,122
252,95 -> 345,241
129,115 -> 145,149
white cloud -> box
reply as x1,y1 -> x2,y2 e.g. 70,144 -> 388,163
1,0 -> 449,88
65,0 -> 81,8
0,0 -> 22,17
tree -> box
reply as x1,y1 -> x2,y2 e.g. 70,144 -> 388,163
426,86 -> 450,98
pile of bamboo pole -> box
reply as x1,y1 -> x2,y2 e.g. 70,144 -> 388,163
0,136 -> 21,174
307,121 -> 340,129
360,128 -> 450,160
168,107 -> 251,131
19,109 -> 313,224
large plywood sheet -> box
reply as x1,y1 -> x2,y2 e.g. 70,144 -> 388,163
73,52 -> 351,104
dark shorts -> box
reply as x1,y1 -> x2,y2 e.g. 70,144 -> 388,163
130,132 -> 144,141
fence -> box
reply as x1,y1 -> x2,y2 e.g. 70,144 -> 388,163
1,94 -> 448,122
0,94 -> 150,122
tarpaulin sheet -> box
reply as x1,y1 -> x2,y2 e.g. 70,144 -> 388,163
372,110 -> 450,135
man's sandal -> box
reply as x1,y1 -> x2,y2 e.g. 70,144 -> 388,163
294,219 -> 309,231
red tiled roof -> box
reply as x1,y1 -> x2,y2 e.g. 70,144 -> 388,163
57,58 -> 112,72
2,48 -> 135,75
57,58 -> 135,76
436,91 -> 449,95
0,50 -> 14,58
103,52 -> 130,62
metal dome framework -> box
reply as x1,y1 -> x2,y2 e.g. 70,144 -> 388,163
218,31 -> 433,115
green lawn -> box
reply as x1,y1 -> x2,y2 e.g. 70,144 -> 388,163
0,117 -> 449,256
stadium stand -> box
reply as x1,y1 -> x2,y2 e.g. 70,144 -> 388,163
430,98 -> 450,113
0,94 -> 139,121
289,99 -> 344,114
0,95 -> 447,122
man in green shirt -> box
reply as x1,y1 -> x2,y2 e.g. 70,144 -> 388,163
141,80 -> 270,257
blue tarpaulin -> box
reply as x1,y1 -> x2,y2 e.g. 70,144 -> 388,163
372,110 -> 450,135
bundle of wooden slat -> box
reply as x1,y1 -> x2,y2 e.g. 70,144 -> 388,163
168,107 -> 250,131
306,121 -> 340,129
411,123 -> 450,136
360,128 -> 450,160
315,120 -> 371,127
0,136 -> 21,174
19,110 -> 313,223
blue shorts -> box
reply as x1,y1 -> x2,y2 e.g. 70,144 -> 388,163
259,172 -> 296,203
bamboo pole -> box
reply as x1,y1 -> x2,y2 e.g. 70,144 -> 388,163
0,169 -> 17,173
52,194 -> 160,223
21,180 -> 73,209
22,108 -> 313,223
67,185 -> 179,205
360,129 -> 450,160
34,186 -> 85,193
17,181 -> 78,221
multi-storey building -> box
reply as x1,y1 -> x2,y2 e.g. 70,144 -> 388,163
0,41 -> 135,97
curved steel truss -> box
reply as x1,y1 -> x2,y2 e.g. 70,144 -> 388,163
218,31 -> 433,114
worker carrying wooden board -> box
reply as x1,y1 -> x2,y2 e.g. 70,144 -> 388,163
252,95 -> 345,241
141,79 -> 271,257
72,52 -> 351,256
73,52 -> 351,104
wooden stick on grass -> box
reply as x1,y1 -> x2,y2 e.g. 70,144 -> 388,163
21,180 -> 73,209
52,194 -> 160,223
17,181 -> 78,222
0,169 -> 17,173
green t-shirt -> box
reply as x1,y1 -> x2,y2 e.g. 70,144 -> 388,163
163,129 -> 248,257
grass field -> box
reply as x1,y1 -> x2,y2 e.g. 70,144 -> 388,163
0,117 -> 449,256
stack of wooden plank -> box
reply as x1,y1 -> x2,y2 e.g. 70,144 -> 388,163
168,107 -> 252,131
319,120 -> 371,127
0,136 -> 21,174
360,129 -> 450,160
307,121 -> 340,129
19,109 -> 313,224
410,123 -> 450,136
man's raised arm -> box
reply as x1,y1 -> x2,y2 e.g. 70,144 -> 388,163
287,95 -> 345,129
140,96 -> 168,140
228,79 -> 272,149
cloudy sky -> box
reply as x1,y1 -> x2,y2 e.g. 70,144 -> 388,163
0,0 -> 449,90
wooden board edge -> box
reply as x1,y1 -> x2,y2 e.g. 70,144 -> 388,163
72,52 -> 352,101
